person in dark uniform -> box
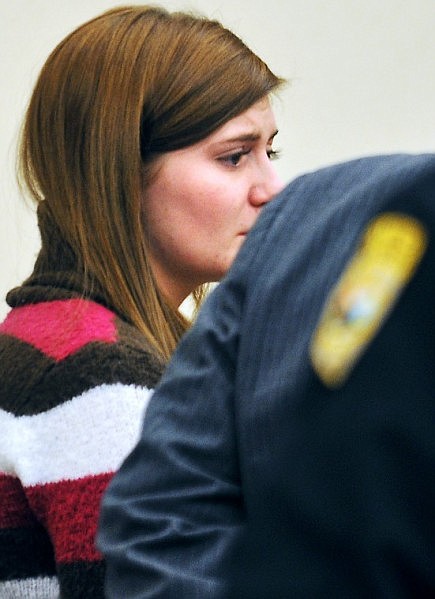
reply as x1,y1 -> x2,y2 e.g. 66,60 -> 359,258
98,153 -> 435,598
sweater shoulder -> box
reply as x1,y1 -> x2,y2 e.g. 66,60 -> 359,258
0,299 -> 165,416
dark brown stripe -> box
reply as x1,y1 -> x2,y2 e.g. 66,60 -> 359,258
0,319 -> 164,416
0,525 -> 55,579
57,560 -> 106,598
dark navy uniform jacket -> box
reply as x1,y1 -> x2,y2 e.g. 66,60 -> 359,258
98,154 -> 435,598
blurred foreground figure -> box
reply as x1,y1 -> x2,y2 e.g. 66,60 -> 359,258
99,154 -> 435,598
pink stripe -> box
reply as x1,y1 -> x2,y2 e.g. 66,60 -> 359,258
0,299 -> 117,360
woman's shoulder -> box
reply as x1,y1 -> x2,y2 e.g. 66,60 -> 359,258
0,297 -> 165,417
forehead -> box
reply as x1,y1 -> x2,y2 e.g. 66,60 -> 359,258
209,97 -> 276,140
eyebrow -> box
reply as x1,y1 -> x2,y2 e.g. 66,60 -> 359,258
218,129 -> 279,145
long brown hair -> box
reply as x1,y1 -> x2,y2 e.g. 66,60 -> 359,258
18,5 -> 284,361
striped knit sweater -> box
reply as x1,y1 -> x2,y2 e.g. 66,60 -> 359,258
0,205 -> 165,598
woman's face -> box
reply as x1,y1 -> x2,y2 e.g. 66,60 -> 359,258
144,97 -> 284,306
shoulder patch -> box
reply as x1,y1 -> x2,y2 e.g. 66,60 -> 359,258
310,213 -> 427,388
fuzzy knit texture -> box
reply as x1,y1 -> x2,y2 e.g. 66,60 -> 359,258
0,203 -> 165,598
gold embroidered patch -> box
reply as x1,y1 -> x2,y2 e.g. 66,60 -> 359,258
310,213 -> 427,388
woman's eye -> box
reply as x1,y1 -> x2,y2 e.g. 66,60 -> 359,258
267,149 -> 281,161
219,150 -> 249,167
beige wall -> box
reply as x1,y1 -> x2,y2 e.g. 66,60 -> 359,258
2,0 -> 435,318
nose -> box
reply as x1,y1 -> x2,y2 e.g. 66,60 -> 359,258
249,162 -> 284,207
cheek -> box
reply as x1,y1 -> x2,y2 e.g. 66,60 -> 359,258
146,162 -> 245,249
174,187 -> 236,236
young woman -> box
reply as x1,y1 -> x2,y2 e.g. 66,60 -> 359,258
0,5 -> 284,597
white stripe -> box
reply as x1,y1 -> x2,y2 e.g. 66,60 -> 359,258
0,575 -> 59,598
0,383 -> 153,485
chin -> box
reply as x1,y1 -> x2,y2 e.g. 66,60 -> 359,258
203,247 -> 243,282
206,265 -> 231,283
